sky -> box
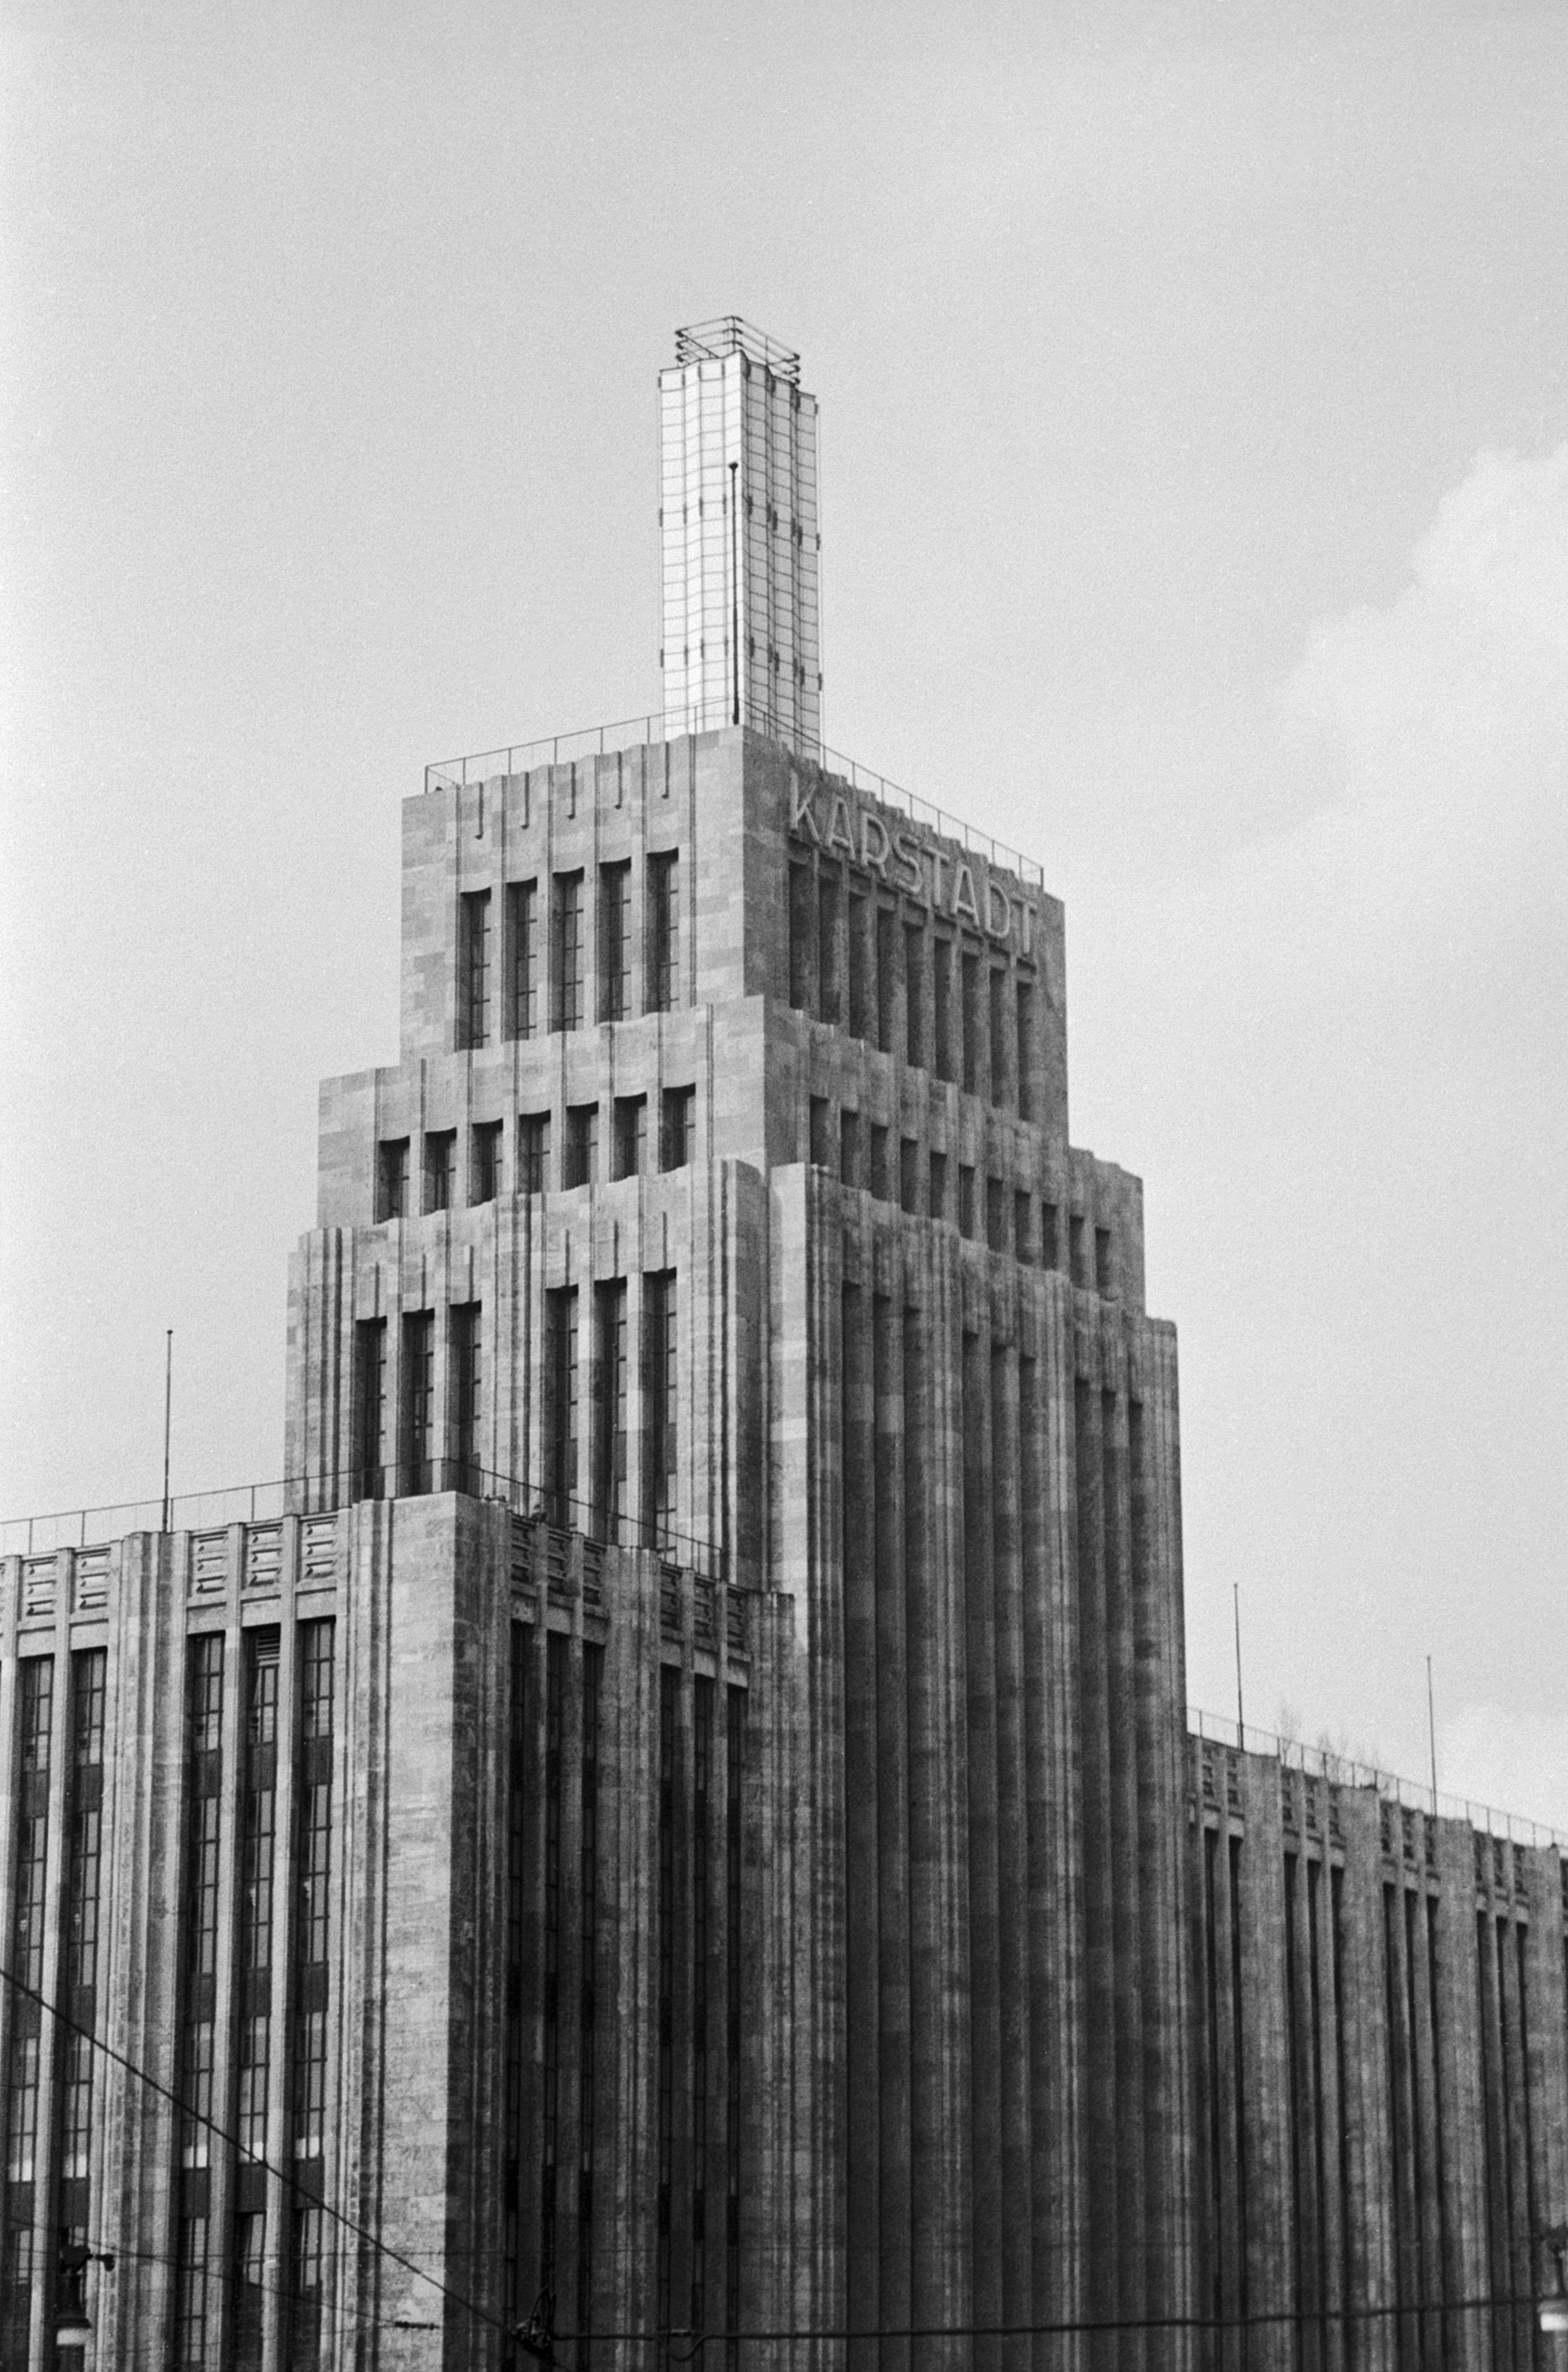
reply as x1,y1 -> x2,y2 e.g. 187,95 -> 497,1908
3,0 -> 1565,1825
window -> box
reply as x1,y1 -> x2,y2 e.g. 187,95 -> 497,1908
471,1120 -> 502,1205
877,908 -> 897,1053
460,889 -> 492,1049
377,1138 -> 409,1222
402,1311 -> 436,1491
645,1271 -> 678,1549
552,870 -> 585,1033
355,1320 -> 387,1498
1069,1214 -> 1086,1286
423,1131 -> 456,1215
565,1103 -> 598,1190
648,851 -> 680,1013
519,1111 -> 551,1196
788,864 -> 813,1012
1095,1225 -> 1114,1297
928,1151 -> 947,1222
1016,981 -> 1035,1122
661,1085 -> 695,1172
809,1096 -> 831,1168
933,937 -> 953,1081
987,1177 -> 1007,1253
613,1095 -> 648,1181
507,880 -> 540,1039
868,1124 -> 889,1202
600,860 -> 632,1022
1041,1200 -> 1059,1270
839,1110 -> 860,1189
450,1303 -> 482,1491
959,1164 -> 977,1239
961,950 -> 981,1094
988,968 -> 1007,1108
817,872 -> 841,1025
900,1138 -> 921,1215
593,1281 -> 629,1542
1013,1190 -> 1032,1263
545,1289 -> 579,1527
904,923 -> 925,1067
847,892 -> 871,1040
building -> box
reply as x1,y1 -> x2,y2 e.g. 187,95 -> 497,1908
1,320 -> 1564,2372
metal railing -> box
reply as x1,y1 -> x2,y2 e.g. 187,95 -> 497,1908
0,1465 -> 724,1581
423,714 -> 1045,887
1191,1705 -> 1568,1852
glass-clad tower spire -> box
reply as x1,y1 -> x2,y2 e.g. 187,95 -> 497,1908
659,317 -> 821,755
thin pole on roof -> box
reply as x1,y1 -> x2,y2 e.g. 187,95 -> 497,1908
1427,1654 -> 1439,1817
161,1330 -> 173,1533
1233,1584 -> 1246,1752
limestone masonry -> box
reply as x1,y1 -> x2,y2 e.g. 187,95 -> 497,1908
1,320 -> 1563,2372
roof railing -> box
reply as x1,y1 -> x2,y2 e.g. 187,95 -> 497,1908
1191,1704 -> 1568,1853
0,1466 -> 726,1582
423,715 -> 1045,888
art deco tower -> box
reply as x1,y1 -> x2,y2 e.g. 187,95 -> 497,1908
658,318 -> 821,755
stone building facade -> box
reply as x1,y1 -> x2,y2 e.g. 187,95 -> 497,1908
0,323 -> 1564,2371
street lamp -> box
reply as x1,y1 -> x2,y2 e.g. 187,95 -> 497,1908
1539,2224 -> 1568,2337
55,2239 -> 116,2351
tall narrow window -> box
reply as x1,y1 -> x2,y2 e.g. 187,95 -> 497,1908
508,881 -> 540,1039
565,1102 -> 599,1190
1095,1225 -> 1114,1297
1015,980 -> 1035,1122
1013,1191 -> 1032,1263
691,1676 -> 713,2334
839,1110 -> 860,1190
503,1627 -> 528,2329
546,1289 -> 579,1529
817,872 -> 841,1026
614,1095 -> 648,1181
234,1630 -> 279,2371
988,967 -> 1007,1107
900,1139 -> 921,1215
402,1310 -> 436,1493
655,1668 -> 678,2353
961,950 -> 981,1094
904,923 -> 925,1067
553,871 -> 586,1033
928,1151 -> 947,1223
450,1303 -> 482,1493
356,1320 -> 387,1500
847,892 -> 871,1040
725,1689 -> 744,2372
648,851 -> 681,1013
645,1271 -> 678,1550
472,1121 -> 502,1206
933,937 -> 953,1081
3,1655 -> 53,2364
809,1097 -> 832,1169
1069,1214 -> 1086,1287
986,1176 -> 1007,1253
177,1635 -> 224,2372
541,1637 -> 566,2299
577,1645 -> 604,2349
868,1124 -> 889,1202
600,860 -> 632,1022
661,1086 -> 695,1172
788,864 -> 813,1013
461,889 -> 492,1049
593,1282 -> 629,1543
959,1164 -> 977,1240
876,907 -> 897,1053
519,1112 -> 551,1196
377,1138 -> 409,1222
1041,1200 -> 1060,1270
288,1621 -> 334,2372
423,1130 -> 457,1215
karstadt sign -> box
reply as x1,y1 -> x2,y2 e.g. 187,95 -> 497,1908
788,776 -> 1039,957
